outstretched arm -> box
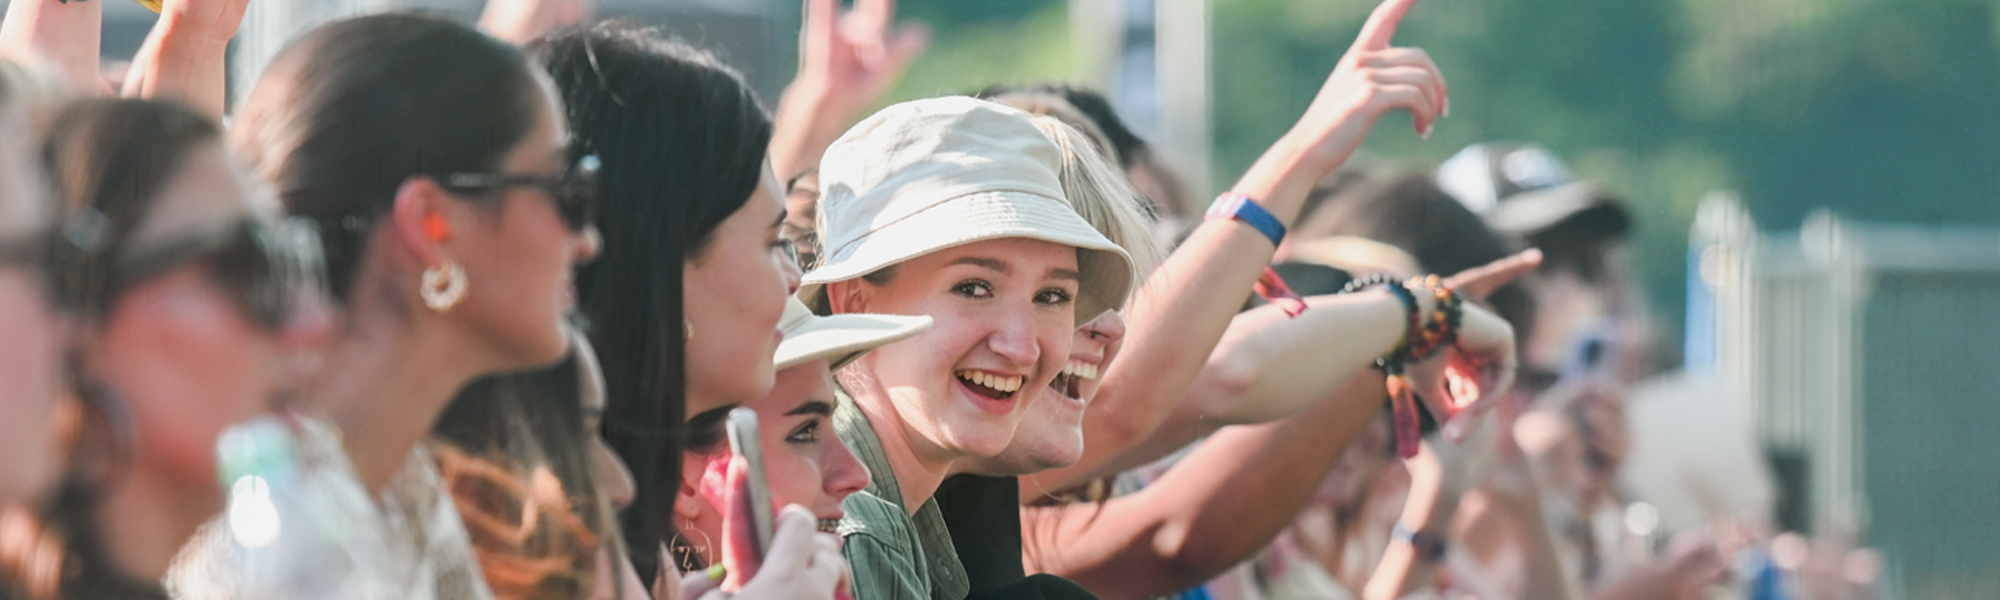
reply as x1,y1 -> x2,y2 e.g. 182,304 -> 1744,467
1021,373 -> 1387,600
1037,0 -> 1449,491
0,0 -> 103,94
121,0 -> 251,120
1028,250 -> 1534,494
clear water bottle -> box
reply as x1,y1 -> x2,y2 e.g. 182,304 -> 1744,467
213,413 -> 398,599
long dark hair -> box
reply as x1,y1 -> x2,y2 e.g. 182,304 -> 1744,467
229,12 -> 545,303
12,98 -> 223,600
531,22 -> 773,584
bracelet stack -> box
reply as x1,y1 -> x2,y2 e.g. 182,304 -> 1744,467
1340,274 -> 1464,458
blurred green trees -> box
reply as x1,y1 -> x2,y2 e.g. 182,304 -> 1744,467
884,0 -> 2000,356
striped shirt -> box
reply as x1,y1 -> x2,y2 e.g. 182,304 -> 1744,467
834,388 -> 971,600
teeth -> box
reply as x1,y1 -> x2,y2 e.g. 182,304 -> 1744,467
955,370 -> 1023,393
1061,360 -> 1099,381
818,518 -> 841,534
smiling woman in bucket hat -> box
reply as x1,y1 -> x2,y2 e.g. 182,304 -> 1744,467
803,96 -> 1135,600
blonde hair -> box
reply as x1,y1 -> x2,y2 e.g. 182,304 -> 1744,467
1027,114 -> 1165,304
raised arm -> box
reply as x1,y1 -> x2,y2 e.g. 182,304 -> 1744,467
0,0 -> 103,93
120,0 -> 251,120
767,0 -> 928,184
1044,0 -> 1447,486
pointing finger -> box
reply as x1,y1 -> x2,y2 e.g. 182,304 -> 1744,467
1352,0 -> 1421,53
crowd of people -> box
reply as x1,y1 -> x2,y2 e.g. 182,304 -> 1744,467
0,0 -> 1850,598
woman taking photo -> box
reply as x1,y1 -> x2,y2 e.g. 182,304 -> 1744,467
674,297 -> 930,569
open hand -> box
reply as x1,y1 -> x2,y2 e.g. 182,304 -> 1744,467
792,0 -> 929,123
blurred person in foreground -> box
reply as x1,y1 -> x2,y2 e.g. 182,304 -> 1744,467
0,58 -> 73,600
15,98 -> 332,599
0,56 -> 66,516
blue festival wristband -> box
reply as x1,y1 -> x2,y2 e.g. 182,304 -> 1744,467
1205,193 -> 1286,247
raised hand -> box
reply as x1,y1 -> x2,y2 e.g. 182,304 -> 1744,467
121,0 -> 251,119
155,0 -> 251,44
769,0 -> 930,182
794,0 -> 929,126
1284,0 -> 1449,174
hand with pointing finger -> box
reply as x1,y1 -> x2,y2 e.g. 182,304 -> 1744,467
1285,0 -> 1449,174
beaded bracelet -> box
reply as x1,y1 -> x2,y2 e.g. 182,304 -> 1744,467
1339,274 -> 1420,371
1341,273 -> 1438,459
1403,275 -> 1463,361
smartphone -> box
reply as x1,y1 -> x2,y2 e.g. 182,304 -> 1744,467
724,407 -> 776,557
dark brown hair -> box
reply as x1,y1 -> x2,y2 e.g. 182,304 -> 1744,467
229,12 -> 545,303
1293,170 -> 1537,337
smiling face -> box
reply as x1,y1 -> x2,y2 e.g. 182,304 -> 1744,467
970,309 -> 1126,475
678,359 -> 870,564
831,237 -> 1080,462
681,167 -> 791,416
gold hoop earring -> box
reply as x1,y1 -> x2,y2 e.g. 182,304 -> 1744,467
420,260 -> 468,312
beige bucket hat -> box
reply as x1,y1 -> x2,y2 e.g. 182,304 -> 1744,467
774,296 -> 931,371
800,96 -> 1136,326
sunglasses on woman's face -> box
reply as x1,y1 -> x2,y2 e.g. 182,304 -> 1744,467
105,217 -> 327,332
440,154 -> 601,232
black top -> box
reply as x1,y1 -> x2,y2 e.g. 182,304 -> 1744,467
934,474 -> 1028,590
934,474 -> 1100,600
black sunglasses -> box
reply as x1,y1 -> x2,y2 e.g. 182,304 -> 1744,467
100,217 -> 327,332
440,154 -> 601,232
